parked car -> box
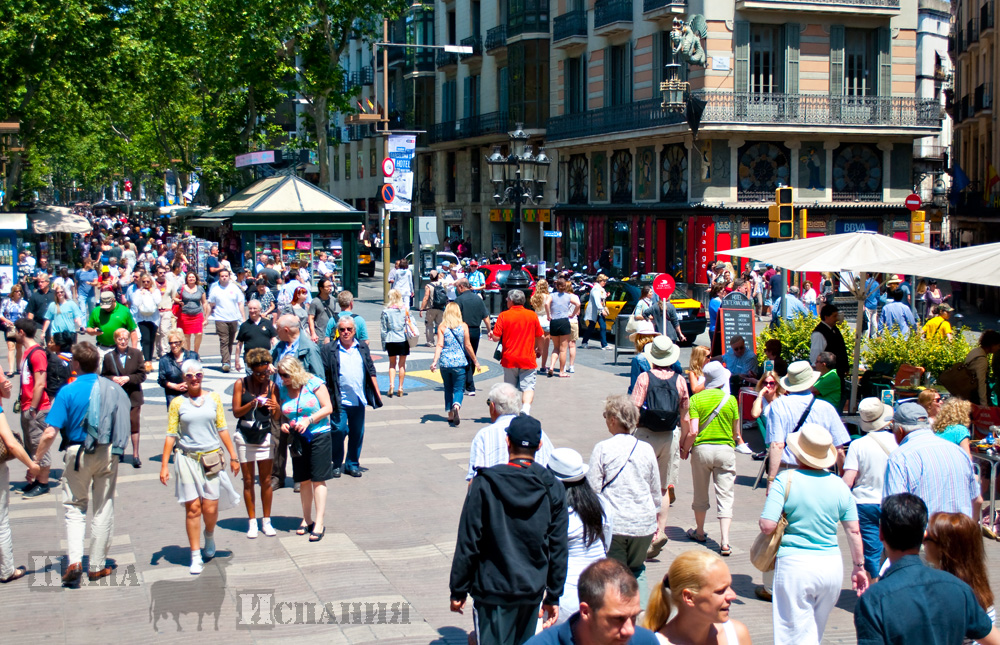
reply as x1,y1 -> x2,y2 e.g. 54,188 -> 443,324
579,280 -> 706,345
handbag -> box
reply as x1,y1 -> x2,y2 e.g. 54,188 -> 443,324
750,472 -> 794,572
199,449 -> 224,477
403,311 -> 419,339
493,342 -> 503,362
0,432 -> 24,464
236,380 -> 272,445
939,358 -> 979,400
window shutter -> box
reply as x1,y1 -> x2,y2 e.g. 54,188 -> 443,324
475,75 -> 481,116
464,76 -> 472,118
653,32 -> 662,85
604,46 -> 612,107
877,26 -> 891,97
784,23 -> 800,95
625,41 -> 633,103
564,58 -> 572,114
830,25 -> 845,96
735,21 -> 750,94
499,68 -> 509,114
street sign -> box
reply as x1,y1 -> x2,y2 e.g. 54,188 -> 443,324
652,273 -> 676,300
382,157 -> 395,177
904,193 -> 922,211
380,184 -> 394,203
543,230 -> 562,238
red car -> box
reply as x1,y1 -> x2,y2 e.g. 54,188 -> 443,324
476,264 -> 536,295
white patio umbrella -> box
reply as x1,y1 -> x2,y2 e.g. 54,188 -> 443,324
715,231 -> 939,410
867,241 -> 1000,288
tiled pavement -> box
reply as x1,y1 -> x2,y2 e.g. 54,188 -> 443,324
1,325 -> 998,644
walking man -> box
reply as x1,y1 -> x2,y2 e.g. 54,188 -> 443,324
467,383 -> 554,482
455,278 -> 491,396
15,318 -> 53,497
207,269 -> 245,372
489,290 -> 543,416
152,264 -> 179,358
33,341 -> 131,586
308,277 -> 338,344
419,270 -> 447,347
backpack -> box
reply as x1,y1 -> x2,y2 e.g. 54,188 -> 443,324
638,371 -> 682,432
431,283 -> 448,310
26,345 -> 71,400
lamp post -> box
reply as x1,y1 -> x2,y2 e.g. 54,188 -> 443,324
484,123 -> 550,256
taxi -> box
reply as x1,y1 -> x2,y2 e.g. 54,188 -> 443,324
358,240 -> 375,276
580,280 -> 706,345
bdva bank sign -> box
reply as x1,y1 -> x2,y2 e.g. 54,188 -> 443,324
835,220 -> 881,234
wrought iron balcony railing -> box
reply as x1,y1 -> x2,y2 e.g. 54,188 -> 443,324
832,191 -> 883,202
361,66 -> 374,85
742,0 -> 897,6
643,0 -> 686,12
341,72 -> 359,93
436,50 -> 458,68
428,111 -> 515,144
554,10 -> 587,41
983,1 -> 994,31
975,83 -> 993,112
461,35 -> 482,59
486,25 -> 507,51
546,91 -> 942,141
594,0 -> 632,29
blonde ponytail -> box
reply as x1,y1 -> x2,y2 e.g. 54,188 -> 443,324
641,577 -> 673,632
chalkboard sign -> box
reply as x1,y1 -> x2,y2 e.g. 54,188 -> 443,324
717,292 -> 756,351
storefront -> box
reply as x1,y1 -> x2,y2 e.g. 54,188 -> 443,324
0,213 -> 28,293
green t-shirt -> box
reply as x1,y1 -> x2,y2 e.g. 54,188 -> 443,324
814,369 -> 841,409
690,388 -> 739,447
88,303 -> 137,346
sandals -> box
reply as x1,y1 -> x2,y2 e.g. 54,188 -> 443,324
686,528 -> 707,543
0,566 -> 26,583
296,521 -> 315,536
720,544 -> 732,557
309,526 -> 326,542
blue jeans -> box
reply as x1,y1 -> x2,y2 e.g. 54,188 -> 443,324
441,366 -> 465,410
857,503 -> 883,578
332,405 -> 366,470
583,319 -> 607,347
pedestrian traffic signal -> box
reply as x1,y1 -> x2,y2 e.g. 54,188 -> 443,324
910,210 -> 925,244
768,187 -> 794,238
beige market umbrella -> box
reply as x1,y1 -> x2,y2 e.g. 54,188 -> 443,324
867,241 -> 1000,288
716,231 -> 939,410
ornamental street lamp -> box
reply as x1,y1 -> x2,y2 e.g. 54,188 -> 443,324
660,63 -> 689,112
484,123 -> 550,255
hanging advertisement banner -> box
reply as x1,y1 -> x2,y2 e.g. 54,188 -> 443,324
386,134 -> 416,213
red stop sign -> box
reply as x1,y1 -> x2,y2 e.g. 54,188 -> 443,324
652,273 -> 676,300
904,193 -> 921,211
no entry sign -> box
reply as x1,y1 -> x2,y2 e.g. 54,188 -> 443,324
904,193 -> 922,211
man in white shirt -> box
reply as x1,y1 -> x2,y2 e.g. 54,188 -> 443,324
315,252 -> 334,279
466,383 -> 553,483
207,269 -> 245,372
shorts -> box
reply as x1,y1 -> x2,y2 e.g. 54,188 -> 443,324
385,341 -> 410,357
21,409 -> 49,468
503,367 -> 537,393
550,318 -> 571,337
291,430 -> 334,483
569,320 -> 579,342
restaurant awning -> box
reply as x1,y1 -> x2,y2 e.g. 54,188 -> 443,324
28,206 -> 92,234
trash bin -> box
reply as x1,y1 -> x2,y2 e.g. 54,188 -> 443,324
613,314 -> 635,365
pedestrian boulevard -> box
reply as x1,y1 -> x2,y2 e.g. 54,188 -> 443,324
1,331 -> 997,644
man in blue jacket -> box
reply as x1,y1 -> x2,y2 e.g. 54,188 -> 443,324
450,415 -> 569,645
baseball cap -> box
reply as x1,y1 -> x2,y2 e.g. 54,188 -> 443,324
507,414 -> 542,450
937,303 -> 954,313
100,291 -> 116,310
894,401 -> 929,426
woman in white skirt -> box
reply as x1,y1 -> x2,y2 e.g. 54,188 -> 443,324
231,348 -> 279,539
159,359 -> 241,575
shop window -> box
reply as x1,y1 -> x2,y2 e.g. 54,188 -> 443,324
253,234 -> 344,288
567,219 -> 586,265
609,220 -> 629,272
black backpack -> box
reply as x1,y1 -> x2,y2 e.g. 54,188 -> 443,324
639,371 -> 682,432
25,346 -> 71,400
431,283 -> 448,310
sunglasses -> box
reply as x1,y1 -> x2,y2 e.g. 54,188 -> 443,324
278,372 -> 290,379
169,341 -> 183,346
764,381 -> 777,387
183,372 -> 204,380
338,328 -> 354,333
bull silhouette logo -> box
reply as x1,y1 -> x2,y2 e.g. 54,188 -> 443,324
148,555 -> 232,631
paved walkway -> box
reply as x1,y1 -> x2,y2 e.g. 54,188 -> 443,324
0,285 -> 997,644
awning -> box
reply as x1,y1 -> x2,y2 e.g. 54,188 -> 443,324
28,207 -> 92,234
419,230 -> 439,246
0,213 -> 28,231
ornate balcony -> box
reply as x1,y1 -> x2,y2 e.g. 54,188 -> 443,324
341,72 -> 359,93
553,10 -> 588,48
594,0 -> 632,37
436,50 -> 458,69
546,91 -> 942,141
832,191 -> 883,202
486,25 -> 507,52
361,66 -> 374,85
736,0 -> 898,14
642,0 -> 687,21
461,35 -> 483,61
428,111 -> 515,144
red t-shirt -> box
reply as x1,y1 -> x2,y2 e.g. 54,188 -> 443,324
20,345 -> 51,411
493,305 -> 543,370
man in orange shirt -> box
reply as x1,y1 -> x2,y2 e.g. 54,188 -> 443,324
489,290 -> 544,416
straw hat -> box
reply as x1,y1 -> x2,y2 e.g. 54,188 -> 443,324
858,398 -> 894,432
644,336 -> 681,367
885,274 -> 903,285
787,423 -> 838,469
629,321 -> 660,343
780,361 -> 821,393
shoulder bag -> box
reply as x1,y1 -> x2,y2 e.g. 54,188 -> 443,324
600,438 -> 639,494
403,310 -> 419,339
236,378 -> 273,445
750,472 -> 794,572
938,355 -> 979,400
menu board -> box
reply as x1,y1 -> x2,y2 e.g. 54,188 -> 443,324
718,292 -> 756,349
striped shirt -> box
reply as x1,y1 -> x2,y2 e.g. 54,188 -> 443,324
466,414 -> 554,480
883,428 -> 979,518
765,393 -> 850,465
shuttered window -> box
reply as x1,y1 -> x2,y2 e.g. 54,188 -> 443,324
604,42 -> 633,107
735,21 -> 750,94
830,25 -> 845,96
877,26 -> 891,97
784,23 -> 800,95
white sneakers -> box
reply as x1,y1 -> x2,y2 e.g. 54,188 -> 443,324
261,519 -> 276,537
247,521 -> 259,539
190,550 -> 203,575
736,443 -> 754,455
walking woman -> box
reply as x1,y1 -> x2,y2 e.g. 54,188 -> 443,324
430,302 -> 478,426
642,550 -> 752,644
0,286 -> 26,376
582,274 -> 610,349
531,280 -> 551,374
1,380 -> 39,583
129,272 -> 160,363
391,258 -> 414,307
175,271 -> 207,353
232,348 -> 279,539
158,359 -> 241,575
282,286 -> 310,335
380,289 -> 410,397
41,283 -> 84,347
102,327 -> 148,467
158,329 -> 199,408
547,277 -> 577,376
276,356 -> 334,542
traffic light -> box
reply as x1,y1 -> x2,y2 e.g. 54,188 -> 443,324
910,210 -> 925,244
768,187 -> 794,238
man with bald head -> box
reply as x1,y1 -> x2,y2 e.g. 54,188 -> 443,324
269,314 -> 324,489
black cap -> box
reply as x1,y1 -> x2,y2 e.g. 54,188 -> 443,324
507,414 -> 542,450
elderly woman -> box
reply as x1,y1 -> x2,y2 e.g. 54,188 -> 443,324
642,550 -> 752,644
680,362 -> 740,556
380,289 -> 411,397
102,327 -> 147,467
232,348 -> 279,539
0,375 -> 38,583
759,423 -> 868,644
158,359 -> 240,575
276,356 -> 334,542
157,328 -> 199,408
586,394 -> 661,604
